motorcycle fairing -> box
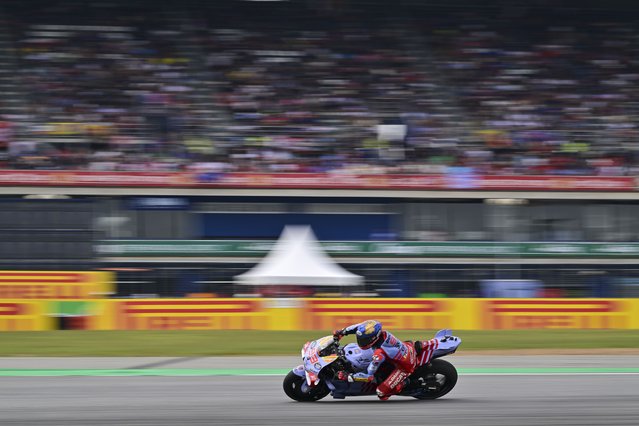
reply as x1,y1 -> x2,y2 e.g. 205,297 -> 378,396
342,343 -> 373,371
435,329 -> 452,339
292,364 -> 305,378
301,335 -> 339,386
305,370 -> 320,386
432,329 -> 461,359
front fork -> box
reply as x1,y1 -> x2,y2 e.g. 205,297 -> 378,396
291,365 -> 311,392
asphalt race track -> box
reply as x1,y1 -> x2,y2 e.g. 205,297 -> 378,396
1,356 -> 638,426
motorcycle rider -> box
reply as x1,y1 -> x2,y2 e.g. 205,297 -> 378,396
333,319 -> 438,400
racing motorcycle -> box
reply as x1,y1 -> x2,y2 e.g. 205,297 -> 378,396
283,329 -> 461,401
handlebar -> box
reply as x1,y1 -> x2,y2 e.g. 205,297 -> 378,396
332,336 -> 343,356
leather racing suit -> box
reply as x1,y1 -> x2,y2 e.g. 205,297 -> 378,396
338,321 -> 438,400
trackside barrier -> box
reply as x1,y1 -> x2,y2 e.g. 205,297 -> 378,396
0,300 -> 50,331
109,299 -> 267,330
0,271 -> 114,299
0,271 -> 114,330
479,298 -> 638,330
301,299 -> 456,331
1,298 -> 639,331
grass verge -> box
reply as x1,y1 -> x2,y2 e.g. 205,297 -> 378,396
0,329 -> 637,356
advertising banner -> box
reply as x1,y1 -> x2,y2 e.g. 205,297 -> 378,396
301,298 -> 453,331
477,176 -> 634,191
126,197 -> 190,210
1,297 -> 639,331
481,299 -> 631,329
0,271 -> 113,299
0,171 -> 633,191
0,300 -> 49,331
0,171 -> 191,187
112,299 -> 265,330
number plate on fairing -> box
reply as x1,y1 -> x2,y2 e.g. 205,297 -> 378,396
302,336 -> 337,374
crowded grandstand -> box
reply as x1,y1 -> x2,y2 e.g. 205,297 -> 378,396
0,0 -> 638,175
0,0 -> 638,298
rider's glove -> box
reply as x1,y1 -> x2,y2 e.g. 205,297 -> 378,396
333,329 -> 345,340
337,371 -> 354,382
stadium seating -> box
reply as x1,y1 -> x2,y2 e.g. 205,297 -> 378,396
0,0 -> 637,175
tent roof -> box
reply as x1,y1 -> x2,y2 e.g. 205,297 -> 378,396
234,226 -> 363,286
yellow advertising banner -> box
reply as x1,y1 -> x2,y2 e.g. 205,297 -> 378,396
2,297 -> 639,331
300,298 -> 454,331
110,298 -> 267,330
0,271 -> 113,299
0,300 -> 49,331
479,299 -> 634,330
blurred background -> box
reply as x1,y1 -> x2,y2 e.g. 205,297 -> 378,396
0,0 -> 639,301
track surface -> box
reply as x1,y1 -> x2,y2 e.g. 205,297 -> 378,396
1,357 -> 638,426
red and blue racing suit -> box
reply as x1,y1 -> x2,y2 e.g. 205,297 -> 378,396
340,323 -> 439,399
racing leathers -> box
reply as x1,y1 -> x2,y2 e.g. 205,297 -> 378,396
336,321 -> 439,400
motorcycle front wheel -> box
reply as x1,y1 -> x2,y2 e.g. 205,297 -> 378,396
283,371 -> 330,402
409,359 -> 458,400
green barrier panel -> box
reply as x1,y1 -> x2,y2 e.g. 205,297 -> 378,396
96,240 -> 639,258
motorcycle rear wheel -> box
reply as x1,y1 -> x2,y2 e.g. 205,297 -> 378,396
409,359 -> 458,400
283,371 -> 330,402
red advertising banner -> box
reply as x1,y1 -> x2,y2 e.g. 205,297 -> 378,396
477,176 -> 635,191
0,171 -> 633,191
0,171 -> 190,187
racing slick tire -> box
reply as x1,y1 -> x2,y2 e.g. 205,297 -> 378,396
283,371 -> 330,402
410,359 -> 458,400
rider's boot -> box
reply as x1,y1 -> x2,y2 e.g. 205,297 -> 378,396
376,377 -> 409,400
377,368 -> 411,400
376,389 -> 391,401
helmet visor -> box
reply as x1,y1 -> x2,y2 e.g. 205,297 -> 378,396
357,333 -> 378,349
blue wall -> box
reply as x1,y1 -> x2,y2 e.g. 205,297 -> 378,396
199,213 -> 393,240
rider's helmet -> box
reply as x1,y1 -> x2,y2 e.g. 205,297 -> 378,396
356,320 -> 383,349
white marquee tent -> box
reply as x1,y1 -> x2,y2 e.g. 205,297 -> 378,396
234,225 -> 363,286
